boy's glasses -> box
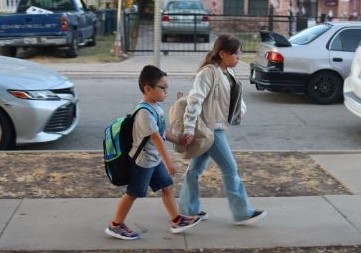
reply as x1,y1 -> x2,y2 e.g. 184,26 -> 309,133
155,85 -> 168,91
232,50 -> 242,56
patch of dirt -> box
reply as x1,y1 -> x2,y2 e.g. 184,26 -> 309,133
0,151 -> 352,199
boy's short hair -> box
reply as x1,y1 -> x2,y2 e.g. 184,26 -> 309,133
138,65 -> 167,93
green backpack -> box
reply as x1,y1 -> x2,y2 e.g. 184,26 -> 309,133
103,103 -> 157,186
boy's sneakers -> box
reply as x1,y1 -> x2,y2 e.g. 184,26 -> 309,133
233,210 -> 267,225
105,223 -> 139,240
170,215 -> 201,233
198,211 -> 208,221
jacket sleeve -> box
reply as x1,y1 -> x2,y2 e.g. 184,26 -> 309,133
183,67 -> 214,135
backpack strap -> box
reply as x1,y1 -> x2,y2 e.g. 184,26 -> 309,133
129,103 -> 159,163
137,102 -> 160,125
131,135 -> 149,163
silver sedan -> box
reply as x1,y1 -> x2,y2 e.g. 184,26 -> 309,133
0,56 -> 78,150
161,0 -> 210,42
250,22 -> 361,104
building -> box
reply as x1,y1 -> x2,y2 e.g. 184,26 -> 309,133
202,0 -> 359,19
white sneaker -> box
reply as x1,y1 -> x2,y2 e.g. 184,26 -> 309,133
170,215 -> 201,233
234,210 -> 267,225
198,211 -> 208,221
104,223 -> 139,240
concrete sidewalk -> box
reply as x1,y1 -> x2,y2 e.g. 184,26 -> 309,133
1,56 -> 360,251
47,54 -> 251,78
0,153 -> 360,251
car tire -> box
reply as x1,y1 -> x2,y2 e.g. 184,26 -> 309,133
306,71 -> 343,105
0,110 -> 15,150
1,46 -> 17,57
66,31 -> 79,58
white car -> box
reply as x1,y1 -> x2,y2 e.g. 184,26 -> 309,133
250,22 -> 361,104
344,43 -> 361,119
0,56 -> 78,150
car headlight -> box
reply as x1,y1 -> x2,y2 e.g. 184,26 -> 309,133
8,90 -> 60,100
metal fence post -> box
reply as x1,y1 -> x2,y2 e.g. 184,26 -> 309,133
193,14 -> 198,51
268,4 -> 274,32
124,13 -> 129,52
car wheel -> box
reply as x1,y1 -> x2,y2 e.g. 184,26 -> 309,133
306,71 -> 343,105
0,110 -> 15,150
66,31 -> 79,58
1,46 -> 17,57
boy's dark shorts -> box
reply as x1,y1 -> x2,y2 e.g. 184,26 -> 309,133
126,162 -> 173,198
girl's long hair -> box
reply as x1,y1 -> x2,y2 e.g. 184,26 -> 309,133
198,34 -> 241,71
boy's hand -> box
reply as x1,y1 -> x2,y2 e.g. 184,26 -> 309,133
181,134 -> 194,146
178,134 -> 189,146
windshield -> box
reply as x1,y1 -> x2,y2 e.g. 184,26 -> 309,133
289,23 -> 332,45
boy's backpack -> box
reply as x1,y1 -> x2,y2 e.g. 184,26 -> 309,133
103,104 -> 157,186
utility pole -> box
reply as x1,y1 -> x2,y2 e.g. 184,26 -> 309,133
153,0 -> 161,67
112,0 -> 123,57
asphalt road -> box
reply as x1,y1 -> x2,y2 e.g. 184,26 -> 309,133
15,76 -> 361,151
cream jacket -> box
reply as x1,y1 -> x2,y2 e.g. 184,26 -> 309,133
183,64 -> 246,135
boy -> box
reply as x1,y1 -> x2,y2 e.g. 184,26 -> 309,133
105,65 -> 201,240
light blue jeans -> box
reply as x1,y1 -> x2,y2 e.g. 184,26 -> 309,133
179,130 -> 254,221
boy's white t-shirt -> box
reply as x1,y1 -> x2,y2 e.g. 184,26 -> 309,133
129,102 -> 164,168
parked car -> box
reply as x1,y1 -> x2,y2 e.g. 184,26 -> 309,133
0,0 -> 97,58
250,22 -> 361,104
161,0 -> 210,42
0,56 -> 78,150
344,42 -> 361,118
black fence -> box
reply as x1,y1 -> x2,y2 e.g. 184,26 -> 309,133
107,10 -> 348,54
122,13 -> 267,54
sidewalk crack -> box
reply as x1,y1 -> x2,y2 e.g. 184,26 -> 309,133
0,199 -> 23,239
322,196 -> 361,235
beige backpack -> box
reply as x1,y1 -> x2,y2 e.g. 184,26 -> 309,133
168,93 -> 214,159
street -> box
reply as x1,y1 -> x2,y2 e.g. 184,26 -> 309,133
15,76 -> 361,151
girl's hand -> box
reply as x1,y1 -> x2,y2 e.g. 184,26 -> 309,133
178,134 -> 189,146
183,134 -> 194,145
165,161 -> 176,176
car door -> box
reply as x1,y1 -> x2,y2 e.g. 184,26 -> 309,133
328,27 -> 361,78
72,0 -> 92,39
78,0 -> 96,37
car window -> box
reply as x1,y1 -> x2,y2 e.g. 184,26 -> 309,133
55,0 -> 75,11
289,23 -> 331,45
18,0 -> 77,12
167,1 -> 203,11
73,0 -> 84,11
330,28 -> 361,52
18,0 -> 56,11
